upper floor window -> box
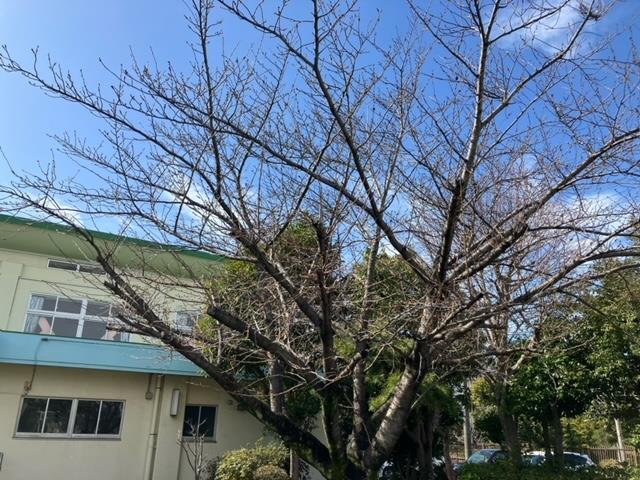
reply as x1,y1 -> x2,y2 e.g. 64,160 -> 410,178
175,310 -> 199,332
182,404 -> 216,439
16,396 -> 124,438
48,259 -> 104,275
24,294 -> 129,342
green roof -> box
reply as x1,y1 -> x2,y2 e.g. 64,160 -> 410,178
0,213 -> 225,277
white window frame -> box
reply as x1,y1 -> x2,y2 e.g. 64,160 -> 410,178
14,396 -> 125,439
181,404 -> 217,440
24,293 -> 130,342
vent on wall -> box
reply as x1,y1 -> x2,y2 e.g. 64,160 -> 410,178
48,259 -> 104,275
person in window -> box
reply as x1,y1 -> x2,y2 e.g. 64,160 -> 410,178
37,316 -> 52,334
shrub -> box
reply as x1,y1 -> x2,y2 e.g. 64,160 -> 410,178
214,440 -> 289,480
254,465 -> 290,480
458,462 -> 638,480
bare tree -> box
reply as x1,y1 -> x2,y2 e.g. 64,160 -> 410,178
2,0 -> 640,478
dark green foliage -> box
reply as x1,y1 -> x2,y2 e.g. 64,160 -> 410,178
459,463 -> 640,480
285,389 -> 322,428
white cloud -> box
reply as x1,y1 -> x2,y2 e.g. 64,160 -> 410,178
495,1 -> 599,53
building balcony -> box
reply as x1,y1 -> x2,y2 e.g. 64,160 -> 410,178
0,330 -> 201,376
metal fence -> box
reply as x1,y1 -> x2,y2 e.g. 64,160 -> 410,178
573,447 -> 639,467
449,444 -> 639,467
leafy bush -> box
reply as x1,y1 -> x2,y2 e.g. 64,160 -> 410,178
459,463 -> 640,480
254,465 -> 290,480
214,440 -> 288,480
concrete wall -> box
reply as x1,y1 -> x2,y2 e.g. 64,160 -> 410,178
0,365 -> 273,480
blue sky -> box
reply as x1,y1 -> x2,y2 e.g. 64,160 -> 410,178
0,0 -> 639,235
0,1 -> 188,182
0,0 -> 409,234
0,1 -> 408,191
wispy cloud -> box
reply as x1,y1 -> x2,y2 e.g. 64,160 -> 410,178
495,0 -> 606,53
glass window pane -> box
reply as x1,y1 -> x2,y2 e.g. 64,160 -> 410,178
73,400 -> 100,434
48,260 -> 78,271
43,399 -> 72,433
97,401 -> 123,435
79,264 -> 104,275
56,298 -> 82,314
86,301 -> 110,317
198,406 -> 216,438
17,398 -> 47,433
25,314 -> 53,334
30,295 -> 57,312
182,405 -> 200,437
82,320 -> 107,340
176,311 -> 197,329
51,317 -> 79,337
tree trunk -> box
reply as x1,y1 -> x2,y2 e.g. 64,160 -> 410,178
495,381 -> 520,464
495,377 -> 521,464
615,418 -> 626,463
498,411 -> 521,464
541,417 -> 552,462
416,420 -> 429,480
442,430 -> 456,480
550,403 -> 564,468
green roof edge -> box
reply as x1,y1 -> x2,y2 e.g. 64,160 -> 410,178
0,213 -> 225,263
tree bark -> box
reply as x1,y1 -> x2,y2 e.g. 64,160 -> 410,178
425,409 -> 444,480
615,418 -> 626,463
541,417 -> 552,461
442,430 -> 456,480
495,382 -> 521,464
550,403 -> 564,468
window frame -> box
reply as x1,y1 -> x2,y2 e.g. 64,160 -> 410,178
181,404 -> 217,441
47,258 -> 104,275
14,396 -> 125,440
23,293 -> 130,342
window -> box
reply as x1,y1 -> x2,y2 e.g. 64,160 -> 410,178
48,259 -> 104,275
175,311 -> 199,332
24,294 -> 129,342
182,405 -> 216,439
16,397 -> 124,438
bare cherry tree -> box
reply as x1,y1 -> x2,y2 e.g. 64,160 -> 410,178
2,0 -> 640,478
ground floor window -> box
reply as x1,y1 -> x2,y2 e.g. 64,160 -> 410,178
182,404 -> 216,439
16,397 -> 124,438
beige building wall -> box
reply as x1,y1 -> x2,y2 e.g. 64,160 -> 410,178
0,365 -> 276,480
0,247 -> 203,341
0,226 -> 324,480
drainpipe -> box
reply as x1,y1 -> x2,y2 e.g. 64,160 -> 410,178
143,374 -> 165,480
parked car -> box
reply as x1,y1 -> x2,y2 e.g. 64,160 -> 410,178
525,451 -> 595,470
379,457 -> 447,480
453,449 -> 509,475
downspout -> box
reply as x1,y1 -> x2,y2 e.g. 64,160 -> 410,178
144,374 -> 165,480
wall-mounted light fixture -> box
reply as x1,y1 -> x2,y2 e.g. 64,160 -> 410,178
170,389 -> 181,416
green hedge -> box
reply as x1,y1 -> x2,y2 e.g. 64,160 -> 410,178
459,463 -> 640,480
214,440 -> 289,480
